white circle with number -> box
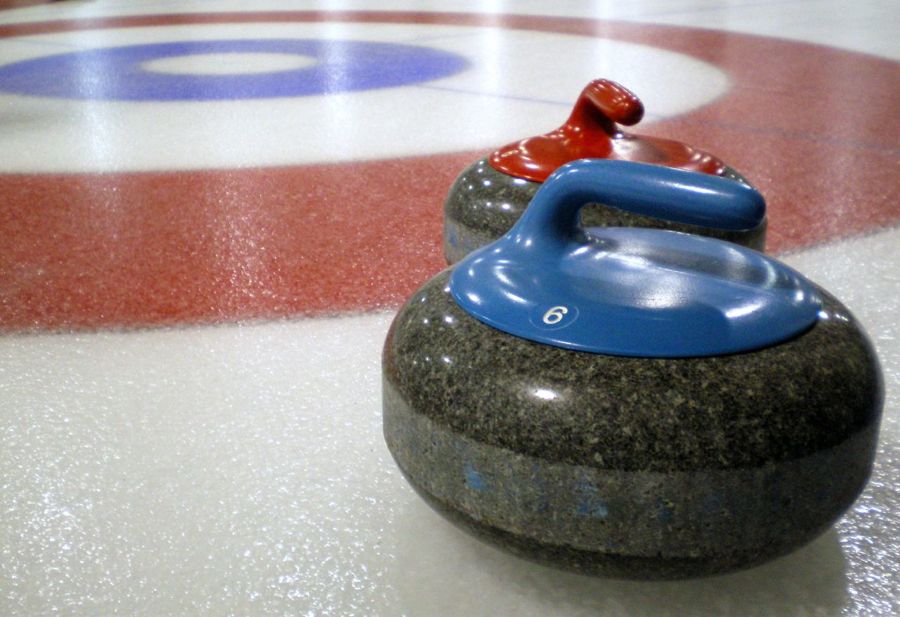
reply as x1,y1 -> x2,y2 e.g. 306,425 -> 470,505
531,304 -> 579,330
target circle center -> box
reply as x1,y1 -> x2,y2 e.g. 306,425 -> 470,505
140,52 -> 320,75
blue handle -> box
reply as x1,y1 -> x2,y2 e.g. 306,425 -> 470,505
450,160 -> 818,358
513,160 -> 765,252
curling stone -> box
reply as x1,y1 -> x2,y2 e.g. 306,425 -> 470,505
443,79 -> 766,264
385,160 -> 882,579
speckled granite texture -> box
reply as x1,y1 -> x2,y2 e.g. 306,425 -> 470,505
443,158 -> 766,264
382,270 -> 883,578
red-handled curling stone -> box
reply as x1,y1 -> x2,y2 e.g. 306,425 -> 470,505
444,79 -> 765,263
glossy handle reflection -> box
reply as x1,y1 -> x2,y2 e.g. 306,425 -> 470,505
511,159 -> 766,251
571,78 -> 644,129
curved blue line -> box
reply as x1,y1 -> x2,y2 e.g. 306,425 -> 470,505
0,38 -> 470,101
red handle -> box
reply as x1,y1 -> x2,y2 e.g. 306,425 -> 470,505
489,78 -> 725,183
577,79 -> 644,127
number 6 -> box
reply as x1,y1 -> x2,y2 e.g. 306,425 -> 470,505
542,305 -> 569,325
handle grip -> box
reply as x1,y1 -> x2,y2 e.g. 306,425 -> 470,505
512,159 -> 765,250
489,78 -> 726,182
576,78 -> 644,127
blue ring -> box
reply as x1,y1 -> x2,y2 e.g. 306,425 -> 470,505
0,38 -> 470,101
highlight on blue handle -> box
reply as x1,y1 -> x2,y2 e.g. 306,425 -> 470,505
514,160 -> 764,252
449,160 -> 819,358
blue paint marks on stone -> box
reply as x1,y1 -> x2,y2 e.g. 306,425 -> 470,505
0,39 -> 470,101
575,480 -> 608,519
700,490 -> 725,515
464,462 -> 487,492
529,462 -> 551,514
657,497 -> 675,525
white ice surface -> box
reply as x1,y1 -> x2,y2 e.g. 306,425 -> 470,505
1,227 -> 897,617
0,23 -> 728,173
2,0 -> 897,61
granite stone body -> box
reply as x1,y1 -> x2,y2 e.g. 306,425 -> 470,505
382,270 -> 883,579
443,158 -> 767,264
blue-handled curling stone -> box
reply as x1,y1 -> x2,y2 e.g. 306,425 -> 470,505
384,160 -> 883,579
